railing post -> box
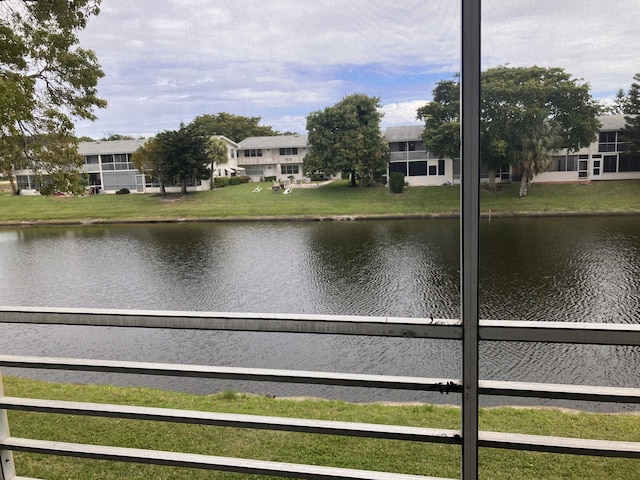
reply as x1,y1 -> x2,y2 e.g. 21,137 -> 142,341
0,369 -> 16,480
461,0 -> 481,479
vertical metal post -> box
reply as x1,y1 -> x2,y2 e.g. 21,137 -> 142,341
0,369 -> 16,480
461,0 -> 481,479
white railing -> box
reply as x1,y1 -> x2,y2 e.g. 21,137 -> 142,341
0,307 -> 639,480
3,3 -> 639,479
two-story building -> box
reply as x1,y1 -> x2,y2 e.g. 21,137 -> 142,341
540,114 -> 640,183
237,134 -> 309,183
386,115 -> 640,187
15,135 -> 241,194
385,125 -> 454,186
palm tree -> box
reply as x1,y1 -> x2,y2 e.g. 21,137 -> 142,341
511,119 -> 563,198
206,136 -> 229,189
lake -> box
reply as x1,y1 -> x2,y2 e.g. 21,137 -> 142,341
0,217 -> 638,411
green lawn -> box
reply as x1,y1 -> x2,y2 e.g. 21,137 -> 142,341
0,179 -> 638,224
3,376 -> 639,480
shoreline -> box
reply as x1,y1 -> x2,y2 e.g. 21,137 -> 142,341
1,209 -> 639,228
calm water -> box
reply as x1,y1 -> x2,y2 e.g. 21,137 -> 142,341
0,217 -> 638,411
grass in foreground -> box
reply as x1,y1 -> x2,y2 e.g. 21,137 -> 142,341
0,179 -> 638,224
3,376 -> 639,479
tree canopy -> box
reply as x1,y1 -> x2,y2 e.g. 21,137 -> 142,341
156,124 -> 212,194
131,137 -> 168,195
620,73 -> 640,157
305,93 -> 388,187
132,120 -> 233,195
0,0 -> 106,194
188,113 -> 278,143
416,66 -> 601,196
416,76 -> 460,161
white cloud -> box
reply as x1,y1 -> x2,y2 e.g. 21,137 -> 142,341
75,1 -> 640,138
381,101 -> 428,129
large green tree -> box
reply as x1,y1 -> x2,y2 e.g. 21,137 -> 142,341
417,66 -> 600,197
483,66 -> 600,197
416,77 -> 460,161
131,137 -> 168,196
620,73 -> 640,157
416,75 -> 506,190
188,113 -> 278,143
156,124 -> 211,195
0,0 -> 106,194
305,93 -> 388,188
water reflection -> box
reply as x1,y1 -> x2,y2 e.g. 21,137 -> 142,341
0,217 -> 638,410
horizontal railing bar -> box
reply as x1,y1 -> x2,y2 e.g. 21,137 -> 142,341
479,431 -> 640,458
2,306 -> 639,345
2,356 -> 639,403
0,306 -> 462,340
480,320 -> 640,346
11,397 -> 636,456
0,355 -> 460,392
479,380 -> 640,403
1,437 -> 449,480
0,397 -> 461,444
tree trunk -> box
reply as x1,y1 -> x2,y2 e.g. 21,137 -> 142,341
350,170 -> 356,188
181,178 -> 187,194
487,168 -> 496,190
519,173 -> 529,198
8,164 -> 17,195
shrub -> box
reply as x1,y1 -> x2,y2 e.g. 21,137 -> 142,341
264,176 -> 276,183
239,176 -> 251,184
389,172 -> 405,193
214,177 -> 229,188
116,188 -> 130,195
228,176 -> 243,185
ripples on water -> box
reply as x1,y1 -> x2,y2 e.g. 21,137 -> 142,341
0,217 -> 638,410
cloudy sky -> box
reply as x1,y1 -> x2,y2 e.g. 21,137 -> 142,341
74,0 -> 640,139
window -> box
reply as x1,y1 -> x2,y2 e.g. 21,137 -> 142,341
245,167 -> 264,176
88,173 -> 101,185
618,153 -> 640,172
84,155 -> 99,165
438,159 -> 445,176
553,155 -> 578,172
599,131 -> 621,152
408,161 -> 427,176
244,149 -> 262,157
389,162 -> 407,176
453,158 -> 461,180
603,155 -> 617,173
279,148 -> 298,155
281,165 -> 299,175
553,156 -> 566,171
428,165 -> 437,175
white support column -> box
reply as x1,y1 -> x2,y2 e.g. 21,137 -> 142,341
461,0 -> 481,479
0,369 -> 16,480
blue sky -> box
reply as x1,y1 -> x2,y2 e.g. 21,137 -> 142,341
74,0 -> 640,139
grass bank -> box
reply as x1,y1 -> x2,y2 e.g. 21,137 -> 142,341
0,179 -> 638,224
3,376 -> 639,479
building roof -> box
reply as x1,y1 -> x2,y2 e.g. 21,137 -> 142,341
78,139 -> 148,155
215,135 -> 240,149
598,114 -> 634,131
238,135 -> 309,150
384,125 -> 424,142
